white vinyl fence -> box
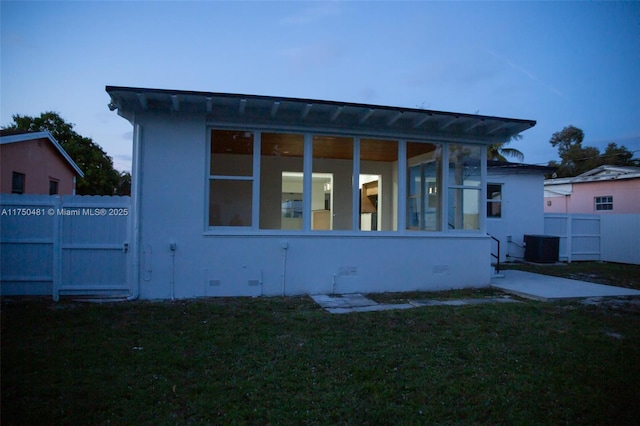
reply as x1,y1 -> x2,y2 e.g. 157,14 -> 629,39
1,194 -> 130,300
544,214 -> 640,265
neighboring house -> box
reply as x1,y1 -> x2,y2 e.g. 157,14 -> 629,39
486,161 -> 556,263
0,131 -> 84,195
544,165 -> 640,214
106,86 -> 536,299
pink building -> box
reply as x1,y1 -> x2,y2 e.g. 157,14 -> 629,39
544,165 -> 640,214
0,131 -> 84,195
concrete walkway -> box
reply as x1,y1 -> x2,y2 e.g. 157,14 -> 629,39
491,270 -> 640,301
310,293 -> 517,314
311,270 -> 640,313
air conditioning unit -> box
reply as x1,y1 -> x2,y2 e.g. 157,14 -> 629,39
524,235 -> 559,263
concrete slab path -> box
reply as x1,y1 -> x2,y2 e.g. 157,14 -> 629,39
311,293 -> 517,314
491,270 -> 640,301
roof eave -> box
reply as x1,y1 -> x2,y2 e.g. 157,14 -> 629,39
106,86 -> 536,143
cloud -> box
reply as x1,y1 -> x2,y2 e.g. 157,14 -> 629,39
280,40 -> 343,73
280,1 -> 341,25
485,48 -> 565,98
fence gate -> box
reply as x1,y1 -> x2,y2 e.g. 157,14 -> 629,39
1,194 -> 130,300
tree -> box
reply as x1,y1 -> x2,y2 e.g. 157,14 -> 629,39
115,171 -> 131,196
2,112 -> 129,195
488,135 -> 524,162
548,125 -> 639,177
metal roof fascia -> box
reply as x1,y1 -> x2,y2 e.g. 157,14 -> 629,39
105,85 -> 537,129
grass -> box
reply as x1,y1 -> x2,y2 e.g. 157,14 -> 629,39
3,282 -> 640,424
503,261 -> 640,290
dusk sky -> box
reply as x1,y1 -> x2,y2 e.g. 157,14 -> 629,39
2,1 -> 639,172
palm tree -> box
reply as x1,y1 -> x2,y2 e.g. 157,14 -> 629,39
488,135 -> 524,162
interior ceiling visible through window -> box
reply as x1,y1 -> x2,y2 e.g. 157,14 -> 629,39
211,130 -> 406,162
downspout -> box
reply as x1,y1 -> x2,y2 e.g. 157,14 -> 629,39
126,123 -> 142,301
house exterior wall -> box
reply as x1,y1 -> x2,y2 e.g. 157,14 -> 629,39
0,138 -> 76,195
486,171 -> 546,262
544,179 -> 640,214
130,111 -> 492,299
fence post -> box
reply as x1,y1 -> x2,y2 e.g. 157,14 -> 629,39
52,196 -> 62,301
566,214 -> 572,263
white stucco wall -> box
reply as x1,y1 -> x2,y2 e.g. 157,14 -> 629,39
486,170 -> 547,263
130,112 -> 493,299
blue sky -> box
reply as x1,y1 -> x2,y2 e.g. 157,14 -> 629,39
2,1 -> 639,172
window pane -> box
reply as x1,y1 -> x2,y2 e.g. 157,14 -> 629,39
49,180 -> 59,195
448,188 -> 480,230
12,172 -> 25,194
449,145 -> 481,187
360,139 -> 398,231
313,135 -> 353,230
487,201 -> 502,218
487,184 -> 502,218
260,133 -> 304,230
406,142 -> 441,231
210,129 -> 253,176
209,180 -> 252,227
595,196 -> 613,211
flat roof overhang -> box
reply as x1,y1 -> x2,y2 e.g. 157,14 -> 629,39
106,86 -> 536,143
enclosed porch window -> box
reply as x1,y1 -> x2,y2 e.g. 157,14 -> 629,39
208,128 -> 485,233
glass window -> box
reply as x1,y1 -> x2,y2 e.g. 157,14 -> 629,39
406,142 -> 442,231
49,180 -> 59,195
594,196 -> 613,211
210,130 -> 253,176
448,145 -> 482,230
12,172 -> 25,194
209,130 -> 254,227
448,145 -> 481,187
312,135 -> 353,230
259,133 -> 304,230
360,139 -> 398,231
487,184 -> 502,218
208,180 -> 252,226
448,188 -> 480,230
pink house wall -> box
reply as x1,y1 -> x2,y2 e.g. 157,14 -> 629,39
0,138 -> 77,195
545,179 -> 640,214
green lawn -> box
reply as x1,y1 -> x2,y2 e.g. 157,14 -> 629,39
2,286 -> 639,424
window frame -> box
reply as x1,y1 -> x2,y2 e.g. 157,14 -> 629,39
49,179 -> 59,195
205,125 -> 487,236
446,145 -> 484,231
206,129 -> 259,230
11,172 -> 25,194
594,195 -> 613,211
486,183 -> 503,219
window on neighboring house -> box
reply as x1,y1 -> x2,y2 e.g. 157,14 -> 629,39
12,172 -> 25,194
487,184 -> 502,218
595,196 -> 613,211
448,145 -> 482,230
208,129 -> 254,227
49,179 -> 59,195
